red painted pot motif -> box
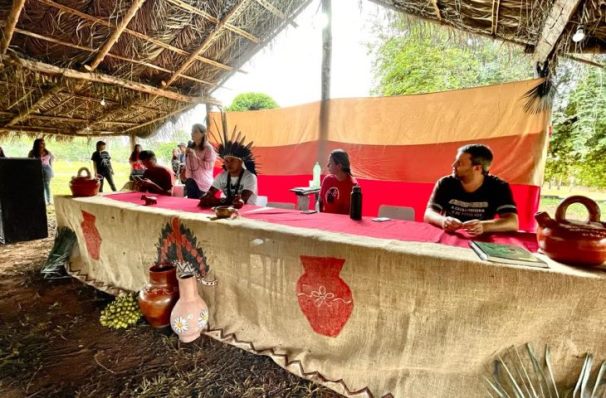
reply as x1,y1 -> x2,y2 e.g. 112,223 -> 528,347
296,256 -> 353,337
138,264 -> 179,328
81,210 -> 101,260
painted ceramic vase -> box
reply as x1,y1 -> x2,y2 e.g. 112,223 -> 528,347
170,274 -> 208,343
536,195 -> 606,267
296,256 -> 353,337
138,264 -> 179,328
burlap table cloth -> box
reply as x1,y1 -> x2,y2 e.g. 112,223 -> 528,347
55,195 -> 606,397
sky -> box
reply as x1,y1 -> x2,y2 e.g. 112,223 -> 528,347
211,0 -> 386,107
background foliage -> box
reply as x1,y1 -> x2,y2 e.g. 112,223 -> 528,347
226,92 -> 279,111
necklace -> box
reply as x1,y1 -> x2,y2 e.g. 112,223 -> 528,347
226,169 -> 245,201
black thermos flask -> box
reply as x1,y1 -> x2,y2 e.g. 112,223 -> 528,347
350,185 -> 362,220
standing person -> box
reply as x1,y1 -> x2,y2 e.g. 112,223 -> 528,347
319,149 -> 357,215
184,124 -> 217,199
28,138 -> 55,205
423,144 -> 519,236
91,140 -> 116,192
171,147 -> 182,178
129,144 -> 145,180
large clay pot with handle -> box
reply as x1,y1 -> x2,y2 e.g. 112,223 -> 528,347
535,195 -> 606,267
138,264 -> 179,328
70,167 -> 100,197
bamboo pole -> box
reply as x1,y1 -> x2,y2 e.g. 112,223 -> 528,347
9,26 -> 212,85
533,0 -> 583,63
164,0 -> 260,43
163,0 -> 252,88
318,0 -> 332,165
37,0 -> 233,72
86,0 -> 147,71
1,55 -> 220,104
119,105 -> 194,135
491,0 -> 501,35
6,85 -> 63,126
254,0 -> 298,27
0,0 -> 26,54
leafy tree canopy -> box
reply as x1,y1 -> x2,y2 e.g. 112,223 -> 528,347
226,92 -> 279,112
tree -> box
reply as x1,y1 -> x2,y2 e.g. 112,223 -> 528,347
226,92 -> 279,112
370,20 -> 534,96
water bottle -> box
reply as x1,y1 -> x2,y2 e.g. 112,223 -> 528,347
312,161 -> 321,188
350,185 -> 362,220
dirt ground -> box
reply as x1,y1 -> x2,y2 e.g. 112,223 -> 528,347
0,211 -> 342,398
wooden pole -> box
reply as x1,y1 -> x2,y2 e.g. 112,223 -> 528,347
254,0 -> 298,27
7,86 -> 63,126
0,0 -> 26,54
318,0 -> 332,165
1,55 -> 220,104
37,0 -> 234,72
130,134 -> 137,151
86,0 -> 147,71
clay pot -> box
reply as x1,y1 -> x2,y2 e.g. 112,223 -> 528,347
296,256 -> 353,337
138,264 -> 179,328
170,274 -> 208,343
213,205 -> 237,219
535,195 -> 606,267
70,167 -> 100,197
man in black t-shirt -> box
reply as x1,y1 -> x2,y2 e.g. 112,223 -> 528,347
424,144 -> 519,236
91,141 -> 116,192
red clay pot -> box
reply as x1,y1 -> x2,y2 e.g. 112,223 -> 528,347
535,195 -> 606,267
138,264 -> 179,328
70,167 -> 100,197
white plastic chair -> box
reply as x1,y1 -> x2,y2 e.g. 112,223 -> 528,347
256,195 -> 268,207
267,202 -> 295,209
378,205 -> 415,221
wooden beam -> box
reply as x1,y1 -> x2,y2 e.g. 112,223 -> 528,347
37,0 -> 233,72
6,86 -> 63,126
564,53 -> 605,68
429,0 -> 441,21
86,0 -> 147,71
0,0 -> 26,54
2,55 -> 221,104
490,0 -> 501,35
11,27 -> 213,85
164,0 -> 260,43
0,112 -> 137,125
254,0 -> 298,27
164,0 -> 251,87
0,126 -> 117,135
533,0 -> 583,63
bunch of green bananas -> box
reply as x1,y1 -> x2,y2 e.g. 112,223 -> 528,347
99,293 -> 142,329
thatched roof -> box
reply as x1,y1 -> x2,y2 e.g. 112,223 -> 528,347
372,0 -> 606,68
0,0 -> 309,138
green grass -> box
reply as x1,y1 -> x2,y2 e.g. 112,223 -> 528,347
51,160 -> 132,196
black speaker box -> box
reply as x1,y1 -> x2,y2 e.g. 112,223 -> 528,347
0,158 -> 48,244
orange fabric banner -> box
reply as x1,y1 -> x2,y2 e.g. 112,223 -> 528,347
209,78 -> 550,187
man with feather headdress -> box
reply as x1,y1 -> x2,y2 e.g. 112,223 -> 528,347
198,118 -> 258,207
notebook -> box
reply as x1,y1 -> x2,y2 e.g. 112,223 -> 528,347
469,241 -> 548,268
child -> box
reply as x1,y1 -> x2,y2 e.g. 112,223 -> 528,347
91,140 -> 116,192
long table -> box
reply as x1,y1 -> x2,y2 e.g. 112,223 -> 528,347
55,194 -> 606,398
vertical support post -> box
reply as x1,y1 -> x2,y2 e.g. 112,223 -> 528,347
318,0 -> 332,166
129,134 -> 137,151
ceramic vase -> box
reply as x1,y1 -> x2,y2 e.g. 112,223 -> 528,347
138,264 -> 179,328
296,256 -> 353,337
170,274 -> 208,343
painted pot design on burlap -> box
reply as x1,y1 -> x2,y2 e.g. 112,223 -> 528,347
296,256 -> 353,337
138,264 -> 179,328
170,274 -> 208,343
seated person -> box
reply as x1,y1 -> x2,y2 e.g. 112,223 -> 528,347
133,150 -> 173,196
198,135 -> 258,207
319,149 -> 357,214
424,144 -> 519,236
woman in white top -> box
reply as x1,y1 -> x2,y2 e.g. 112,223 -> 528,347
184,124 -> 217,198
28,138 -> 55,205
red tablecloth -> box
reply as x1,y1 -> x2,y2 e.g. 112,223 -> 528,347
107,192 -> 539,252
